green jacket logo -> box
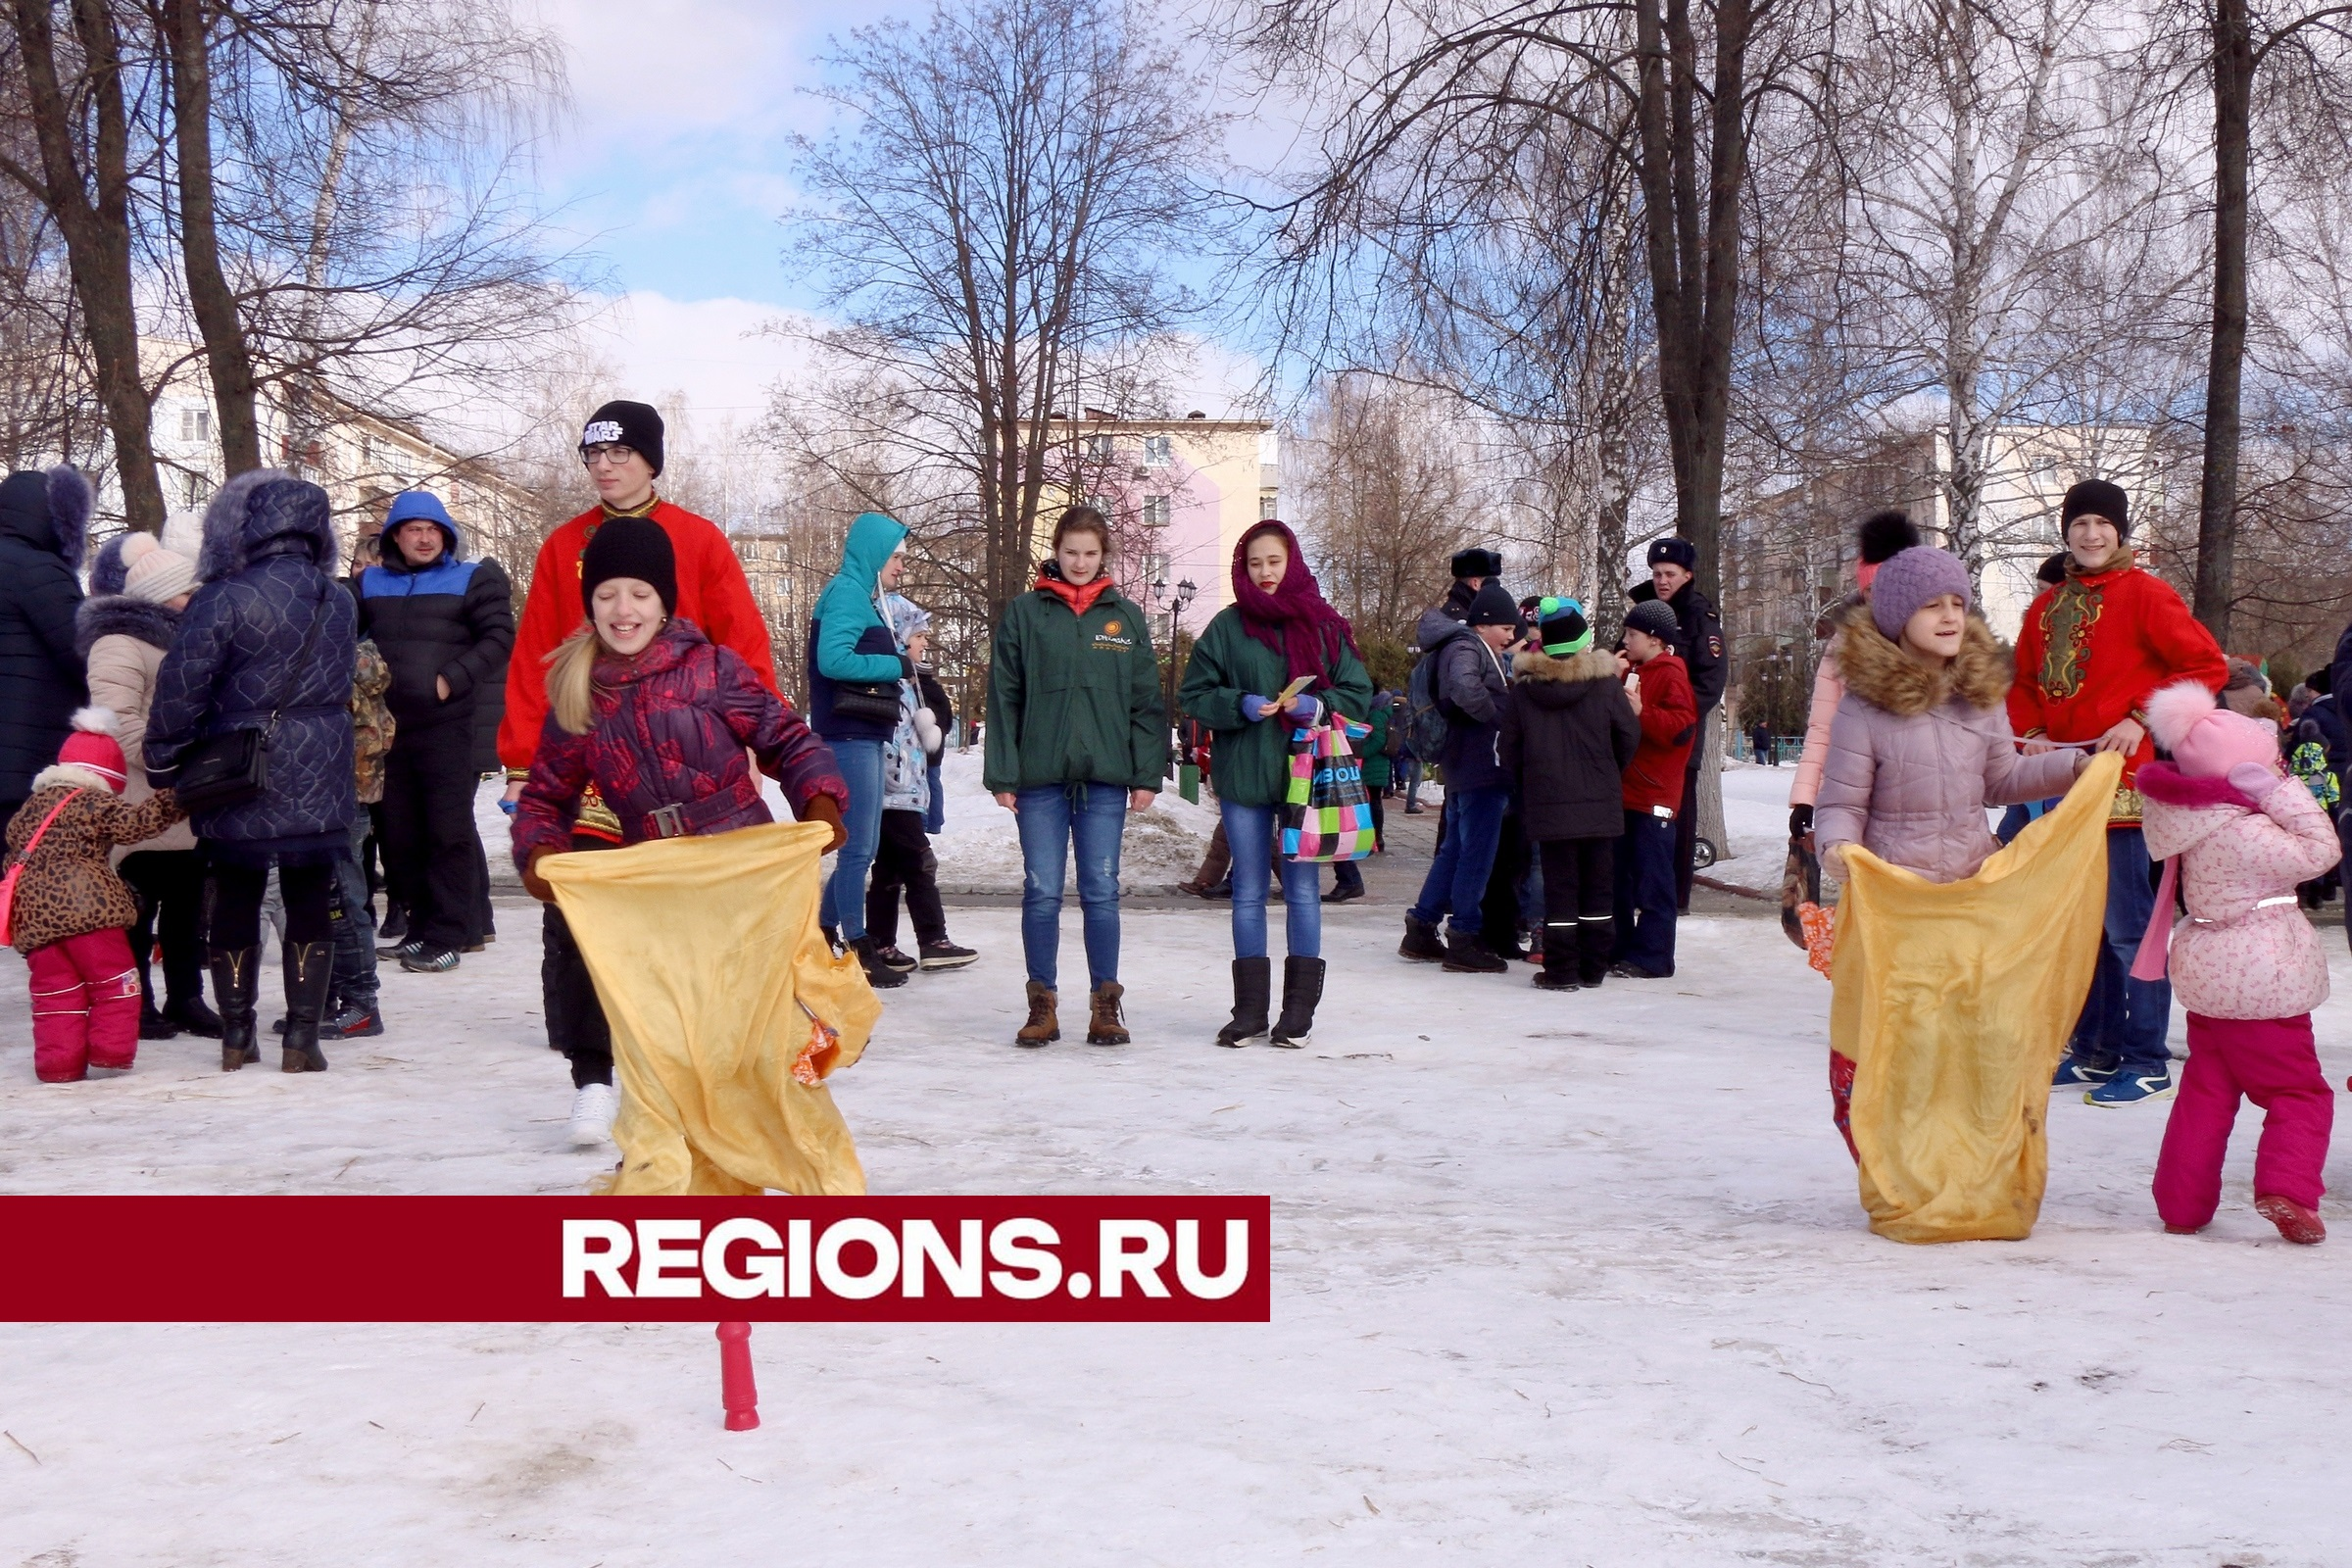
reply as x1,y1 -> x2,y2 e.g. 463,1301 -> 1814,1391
1093,619 -> 1135,651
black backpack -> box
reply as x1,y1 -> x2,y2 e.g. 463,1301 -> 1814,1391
1403,645 -> 1454,760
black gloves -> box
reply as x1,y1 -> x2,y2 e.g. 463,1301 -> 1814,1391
1789,804 -> 1814,839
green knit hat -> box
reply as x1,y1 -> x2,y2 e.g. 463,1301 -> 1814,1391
1539,596 -> 1592,656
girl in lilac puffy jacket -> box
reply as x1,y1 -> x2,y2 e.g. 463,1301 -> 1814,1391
2136,679 -> 2341,1245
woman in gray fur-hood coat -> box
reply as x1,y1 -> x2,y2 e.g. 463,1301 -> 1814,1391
1814,603 -> 2080,885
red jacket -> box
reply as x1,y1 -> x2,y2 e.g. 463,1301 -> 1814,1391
2007,560 -> 2227,798
498,500 -> 777,775
1621,653 -> 1697,815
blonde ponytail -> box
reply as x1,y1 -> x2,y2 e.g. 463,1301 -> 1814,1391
545,626 -> 605,735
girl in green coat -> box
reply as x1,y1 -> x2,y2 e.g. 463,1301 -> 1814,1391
1177,520 -> 1372,1049
984,507 -> 1165,1048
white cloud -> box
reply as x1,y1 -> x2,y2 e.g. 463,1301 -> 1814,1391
579,290 -> 820,417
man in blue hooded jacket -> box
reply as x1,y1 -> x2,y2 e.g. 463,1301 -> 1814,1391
356,489 -> 514,972
808,511 -> 917,988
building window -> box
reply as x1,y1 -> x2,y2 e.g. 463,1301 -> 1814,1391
179,407 -> 211,443
1142,494 -> 1170,528
1143,434 -> 1172,467
1258,489 -> 1279,520
1087,433 -> 1115,461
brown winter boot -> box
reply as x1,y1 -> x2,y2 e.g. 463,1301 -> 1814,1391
1015,981 -> 1059,1047
1086,982 -> 1130,1046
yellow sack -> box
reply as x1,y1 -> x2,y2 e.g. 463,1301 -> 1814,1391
539,820 -> 880,1196
1832,752 -> 2120,1243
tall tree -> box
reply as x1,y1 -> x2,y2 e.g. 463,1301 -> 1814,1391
2186,0 -> 2352,645
162,0 -> 261,473
1245,0 -> 1823,603
2,0 -> 166,527
788,0 -> 1216,624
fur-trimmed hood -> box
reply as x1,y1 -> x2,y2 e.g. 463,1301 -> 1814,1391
197,467 -> 336,583
1834,601 -> 2013,717
1511,646 -> 1620,685
0,465 -> 91,568
29,761 -> 121,797
88,530 -> 135,596
74,594 -> 181,660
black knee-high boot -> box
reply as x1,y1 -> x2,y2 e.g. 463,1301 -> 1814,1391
1535,922 -> 1581,991
1216,957 -> 1272,1047
1270,956 -> 1326,1046
210,947 -> 262,1070
280,941 -> 335,1073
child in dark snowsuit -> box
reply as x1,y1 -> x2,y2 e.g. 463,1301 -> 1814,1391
1498,599 -> 1639,990
3,710 -> 184,1080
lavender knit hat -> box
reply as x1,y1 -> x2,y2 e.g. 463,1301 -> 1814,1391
1869,546 -> 1973,638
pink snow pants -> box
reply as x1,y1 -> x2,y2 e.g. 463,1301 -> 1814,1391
2153,1011 -> 2333,1229
27,927 -> 141,1082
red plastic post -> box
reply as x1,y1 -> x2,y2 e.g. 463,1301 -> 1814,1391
717,1321 -> 759,1431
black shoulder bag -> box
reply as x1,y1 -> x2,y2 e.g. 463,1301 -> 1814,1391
172,588 -> 329,814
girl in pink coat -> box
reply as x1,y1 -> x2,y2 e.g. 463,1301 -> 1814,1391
2136,678 -> 2340,1244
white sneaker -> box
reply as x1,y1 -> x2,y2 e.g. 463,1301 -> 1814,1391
567,1082 -> 617,1147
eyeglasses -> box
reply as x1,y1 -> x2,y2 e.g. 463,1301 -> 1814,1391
581,443 -> 637,467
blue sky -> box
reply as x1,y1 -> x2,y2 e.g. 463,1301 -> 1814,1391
527,0 -> 1269,422
524,0 -> 894,414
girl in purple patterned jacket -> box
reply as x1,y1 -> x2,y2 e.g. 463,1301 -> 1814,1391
511,517 -> 848,1140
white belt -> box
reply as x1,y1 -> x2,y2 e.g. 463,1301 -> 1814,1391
2190,895 -> 2298,925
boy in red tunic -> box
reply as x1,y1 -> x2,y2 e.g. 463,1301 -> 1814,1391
2009,478 -> 2228,1105
499,401 -> 800,1145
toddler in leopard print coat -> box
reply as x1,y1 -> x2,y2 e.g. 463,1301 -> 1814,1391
2135,679 -> 2340,1244
3,709 -> 183,1080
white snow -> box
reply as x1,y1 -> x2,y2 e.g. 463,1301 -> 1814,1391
3,898 -> 2350,1562
922,749 -> 1218,893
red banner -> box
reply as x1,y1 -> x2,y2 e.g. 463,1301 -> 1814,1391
0,1196 -> 1271,1323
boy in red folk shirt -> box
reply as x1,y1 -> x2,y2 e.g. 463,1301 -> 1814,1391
499,401 -> 830,1147
1612,600 -> 1698,979
2011,478 -> 2228,1106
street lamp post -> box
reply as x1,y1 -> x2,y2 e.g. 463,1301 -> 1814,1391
1163,576 -> 1196,779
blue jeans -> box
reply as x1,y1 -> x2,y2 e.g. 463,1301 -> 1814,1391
1401,759 -> 1424,808
2068,826 -> 2173,1075
1016,783 -> 1126,989
328,815 -> 377,1011
1408,783 -> 1508,937
1223,800 -> 1322,958
1614,811 -> 1679,974
820,737 -> 886,942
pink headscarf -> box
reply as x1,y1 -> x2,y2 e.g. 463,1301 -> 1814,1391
1228,520 -> 1359,687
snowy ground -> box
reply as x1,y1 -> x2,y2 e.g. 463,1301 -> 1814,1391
5,894 -> 2351,1563
1712,760 -> 1798,891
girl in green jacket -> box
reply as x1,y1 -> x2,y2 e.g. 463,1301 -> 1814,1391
1178,520 -> 1372,1049
984,507 -> 1166,1048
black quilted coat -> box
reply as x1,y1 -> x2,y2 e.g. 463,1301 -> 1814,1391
144,469 -> 358,855
0,467 -> 90,806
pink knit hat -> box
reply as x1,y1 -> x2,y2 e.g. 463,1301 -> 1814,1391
2142,678 -> 2276,778
56,708 -> 127,793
